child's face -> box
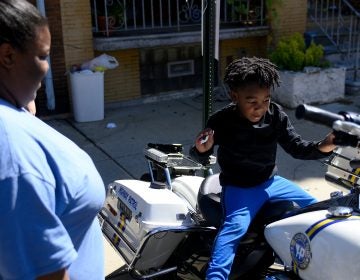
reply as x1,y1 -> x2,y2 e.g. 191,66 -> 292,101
230,84 -> 271,123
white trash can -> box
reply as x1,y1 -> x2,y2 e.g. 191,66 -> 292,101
69,71 -> 104,122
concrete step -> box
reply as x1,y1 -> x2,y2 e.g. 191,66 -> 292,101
304,30 -> 353,53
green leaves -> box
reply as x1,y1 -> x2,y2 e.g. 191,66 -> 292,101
269,33 -> 327,71
304,42 -> 324,67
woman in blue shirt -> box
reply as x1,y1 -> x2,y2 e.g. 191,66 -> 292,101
0,1 -> 105,279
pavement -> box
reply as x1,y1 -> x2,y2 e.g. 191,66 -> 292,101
44,90 -> 360,277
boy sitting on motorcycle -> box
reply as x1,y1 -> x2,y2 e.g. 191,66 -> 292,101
191,57 -> 336,280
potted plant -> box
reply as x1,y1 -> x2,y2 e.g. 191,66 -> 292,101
96,0 -> 124,36
269,32 -> 346,108
108,1 -> 124,28
226,0 -> 283,26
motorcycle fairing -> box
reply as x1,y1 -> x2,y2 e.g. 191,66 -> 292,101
265,209 -> 360,280
99,177 -> 214,273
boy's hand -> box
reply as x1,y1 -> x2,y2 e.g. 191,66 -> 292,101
195,128 -> 214,153
318,132 -> 336,153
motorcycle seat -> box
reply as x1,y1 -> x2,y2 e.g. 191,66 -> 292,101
197,173 -> 300,229
197,173 -> 223,227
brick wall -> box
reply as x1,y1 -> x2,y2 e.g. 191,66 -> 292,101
94,37 -> 269,102
140,45 -> 203,96
61,0 -> 141,104
219,36 -> 268,80
94,49 -> 141,103
60,0 -> 94,69
28,0 -> 307,115
28,0 -> 69,116
60,0 -> 96,114
270,0 -> 307,45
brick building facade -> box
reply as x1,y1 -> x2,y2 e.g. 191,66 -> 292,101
29,0 -> 307,117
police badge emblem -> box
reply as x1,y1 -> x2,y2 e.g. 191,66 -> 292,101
290,232 -> 311,269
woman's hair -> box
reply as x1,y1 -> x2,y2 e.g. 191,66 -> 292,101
0,0 -> 48,52
224,57 -> 280,92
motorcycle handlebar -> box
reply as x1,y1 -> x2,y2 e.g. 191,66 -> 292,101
295,104 -> 345,127
295,104 -> 360,127
296,104 -> 360,147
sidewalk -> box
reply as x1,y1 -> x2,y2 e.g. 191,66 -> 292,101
46,92 -> 360,276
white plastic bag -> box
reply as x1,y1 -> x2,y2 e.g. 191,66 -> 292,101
81,53 -> 119,71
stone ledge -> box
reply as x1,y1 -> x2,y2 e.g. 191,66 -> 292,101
93,26 -> 269,51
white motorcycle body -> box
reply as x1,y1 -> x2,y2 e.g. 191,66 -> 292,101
265,210 -> 360,280
264,145 -> 360,280
100,144 -> 360,279
99,175 -> 205,272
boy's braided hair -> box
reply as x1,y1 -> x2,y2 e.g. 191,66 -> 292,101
224,57 -> 280,92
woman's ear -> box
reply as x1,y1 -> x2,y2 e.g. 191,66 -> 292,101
0,43 -> 15,69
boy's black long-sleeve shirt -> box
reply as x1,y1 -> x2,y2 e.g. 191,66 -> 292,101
192,102 -> 331,187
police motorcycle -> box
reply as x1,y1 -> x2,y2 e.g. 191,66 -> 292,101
99,104 -> 360,280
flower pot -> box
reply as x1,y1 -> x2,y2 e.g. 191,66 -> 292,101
272,67 -> 346,108
97,15 -> 116,36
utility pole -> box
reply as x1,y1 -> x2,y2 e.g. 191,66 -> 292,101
202,0 -> 220,127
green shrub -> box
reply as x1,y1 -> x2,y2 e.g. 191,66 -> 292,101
269,33 -> 328,71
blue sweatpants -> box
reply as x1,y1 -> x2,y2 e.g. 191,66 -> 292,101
206,175 -> 317,280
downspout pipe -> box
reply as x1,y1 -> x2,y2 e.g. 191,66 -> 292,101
36,0 -> 55,110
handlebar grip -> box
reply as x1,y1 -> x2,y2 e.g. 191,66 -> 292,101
295,104 -> 345,127
338,111 -> 360,125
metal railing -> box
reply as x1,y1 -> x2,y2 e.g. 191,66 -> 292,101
308,0 -> 360,80
91,0 -> 267,37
